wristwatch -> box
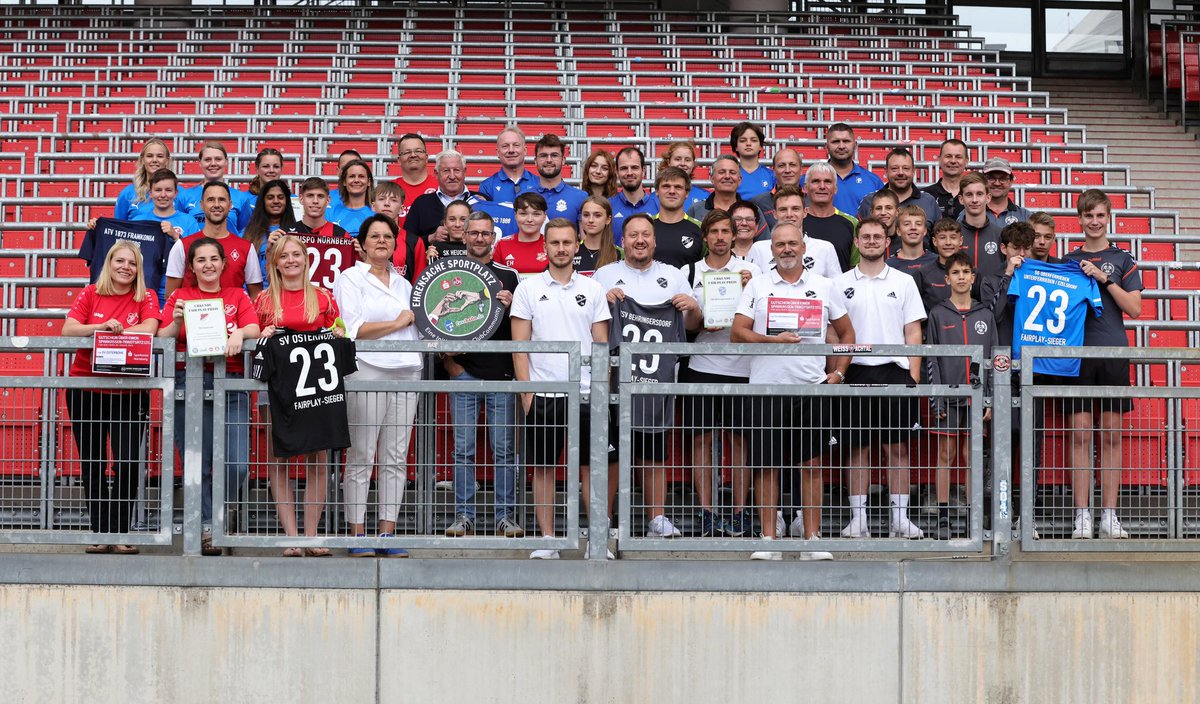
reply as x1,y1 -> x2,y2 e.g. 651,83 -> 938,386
1101,279 -> 1115,289
833,369 -> 846,381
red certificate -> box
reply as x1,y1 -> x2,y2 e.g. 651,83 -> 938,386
766,297 -> 823,337
92,332 -> 153,376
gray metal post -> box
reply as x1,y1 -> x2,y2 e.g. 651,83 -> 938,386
181,352 -> 204,556
586,344 -> 610,561
991,348 -> 1012,559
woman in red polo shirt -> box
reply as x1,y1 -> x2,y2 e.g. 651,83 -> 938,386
255,235 -> 344,556
62,241 -> 161,554
159,237 -> 261,556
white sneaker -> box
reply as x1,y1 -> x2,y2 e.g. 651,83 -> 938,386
890,515 -> 925,539
1013,517 -> 1041,540
775,510 -> 786,539
841,515 -> 871,538
606,549 -> 615,560
529,549 -> 560,559
647,515 -> 681,538
800,551 -> 834,561
788,511 -> 804,538
750,537 -> 782,561
1098,512 -> 1130,539
1072,511 -> 1093,539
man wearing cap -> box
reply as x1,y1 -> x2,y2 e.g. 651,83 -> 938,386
982,157 -> 1030,226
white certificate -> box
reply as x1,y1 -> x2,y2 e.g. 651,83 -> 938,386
183,298 -> 228,357
702,271 -> 743,328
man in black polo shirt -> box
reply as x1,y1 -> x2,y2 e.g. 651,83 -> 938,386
404,150 -> 484,245
443,211 -> 524,539
923,138 -> 968,219
751,147 -> 803,230
651,167 -> 704,267
856,147 -> 942,233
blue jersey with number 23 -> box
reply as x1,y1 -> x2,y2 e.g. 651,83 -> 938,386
1007,259 -> 1103,377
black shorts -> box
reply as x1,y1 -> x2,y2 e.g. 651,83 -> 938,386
523,396 -> 616,469
930,402 -> 971,436
1047,358 -> 1133,415
843,363 -> 920,448
678,368 -> 747,434
745,392 -> 836,468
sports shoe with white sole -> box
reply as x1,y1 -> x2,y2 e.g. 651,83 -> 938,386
1072,511 -> 1093,539
775,510 -> 786,539
750,536 -> 782,561
889,516 -> 925,539
444,514 -> 474,537
1098,512 -> 1130,539
494,516 -> 525,538
529,549 -> 560,560
647,514 -> 681,538
1013,517 -> 1040,540
788,511 -> 804,538
841,515 -> 871,538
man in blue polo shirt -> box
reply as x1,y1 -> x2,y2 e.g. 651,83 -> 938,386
802,122 -> 884,216
479,126 -> 537,207
610,146 -> 658,245
531,133 -> 588,226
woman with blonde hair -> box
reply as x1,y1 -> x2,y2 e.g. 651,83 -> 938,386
580,149 -> 618,198
254,235 -> 344,556
88,138 -> 171,228
62,240 -> 161,554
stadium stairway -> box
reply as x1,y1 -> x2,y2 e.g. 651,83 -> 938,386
1034,76 -> 1200,260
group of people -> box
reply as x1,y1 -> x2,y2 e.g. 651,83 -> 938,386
63,120 -> 1143,558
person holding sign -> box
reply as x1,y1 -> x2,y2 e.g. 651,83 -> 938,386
62,241 -> 161,554
594,213 -> 702,540
732,222 -> 853,560
255,235 -> 344,557
680,210 -> 760,538
159,237 -> 261,556
333,214 -> 424,557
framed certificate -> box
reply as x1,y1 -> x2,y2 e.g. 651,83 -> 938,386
183,298 -> 229,357
92,332 -> 153,376
702,271 -> 742,328
766,297 -> 824,337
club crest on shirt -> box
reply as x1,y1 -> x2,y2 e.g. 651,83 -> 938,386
974,320 -> 989,334
126,312 -> 138,324
844,287 -> 855,299
985,242 -> 998,255
656,277 -> 668,288
575,294 -> 587,307
230,249 -> 240,261
1101,262 -> 1116,276
681,236 -> 694,250
803,256 -> 815,270
555,200 -> 567,213
805,290 -> 817,298
224,304 -> 237,316
1003,214 -> 1019,225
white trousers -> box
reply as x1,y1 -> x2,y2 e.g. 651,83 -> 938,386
342,363 -> 421,525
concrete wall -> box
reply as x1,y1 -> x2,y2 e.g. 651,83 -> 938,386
4,583 -> 1200,703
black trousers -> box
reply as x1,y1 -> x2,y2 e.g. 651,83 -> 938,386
65,389 -> 149,535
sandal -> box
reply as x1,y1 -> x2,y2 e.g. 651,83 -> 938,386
112,545 -> 140,555
282,547 -> 303,558
304,547 -> 332,558
85,544 -> 112,554
201,532 -> 223,557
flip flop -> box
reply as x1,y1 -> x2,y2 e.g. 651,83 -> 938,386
282,547 -> 303,557
112,545 -> 140,555
85,544 -> 112,554
304,547 -> 332,558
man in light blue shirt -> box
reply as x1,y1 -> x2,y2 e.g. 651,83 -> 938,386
609,146 -> 658,245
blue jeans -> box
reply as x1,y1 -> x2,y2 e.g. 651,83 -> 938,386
450,369 -> 517,520
174,371 -> 250,527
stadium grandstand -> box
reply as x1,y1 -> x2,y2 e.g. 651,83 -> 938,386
3,1 -> 1200,701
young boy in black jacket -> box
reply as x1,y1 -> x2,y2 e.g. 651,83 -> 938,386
925,252 -> 998,539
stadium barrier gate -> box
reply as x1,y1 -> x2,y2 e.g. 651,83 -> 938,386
3,338 -> 1198,557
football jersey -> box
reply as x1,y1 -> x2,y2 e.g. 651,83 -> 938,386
493,235 -> 547,276
1007,259 -> 1103,377
534,181 -> 589,225
178,183 -> 254,235
395,172 -> 439,232
251,330 -> 358,457
325,201 -> 374,236
113,183 -> 154,221
286,231 -> 357,290
737,164 -> 776,200
79,218 -> 173,299
651,215 -> 704,268
66,285 -> 161,378
471,200 -> 518,239
574,243 -> 624,276
609,190 -> 658,245
609,298 -> 685,429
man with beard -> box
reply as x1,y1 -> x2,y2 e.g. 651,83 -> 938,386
531,133 -> 588,226
746,188 -> 840,281
732,221 -> 854,560
834,217 -> 927,540
982,157 -> 1031,226
609,146 -> 658,244
856,148 -> 941,232
801,122 -> 883,215
651,166 -> 704,267
164,181 -> 262,299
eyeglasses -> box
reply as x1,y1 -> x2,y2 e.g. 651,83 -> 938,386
464,229 -> 495,238
400,149 -> 428,158
732,216 -> 757,224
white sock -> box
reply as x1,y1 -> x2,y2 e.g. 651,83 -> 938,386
890,493 -> 909,523
849,495 -> 867,523
1076,508 -> 1090,520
